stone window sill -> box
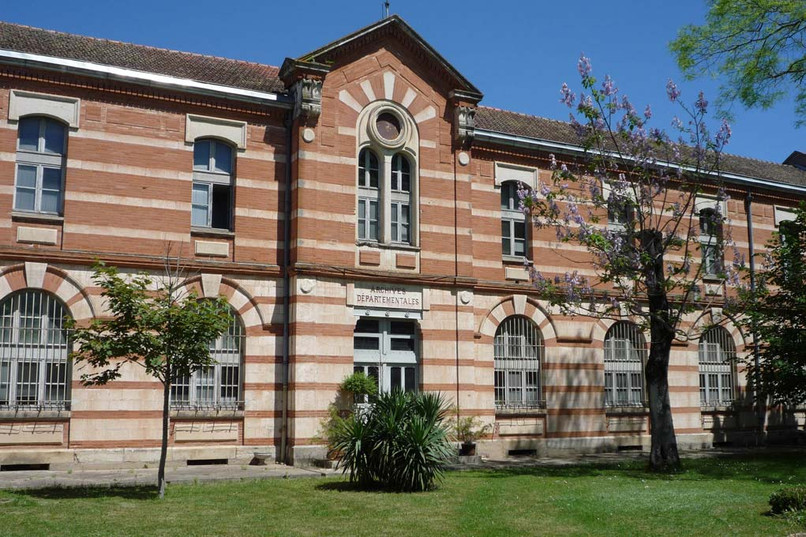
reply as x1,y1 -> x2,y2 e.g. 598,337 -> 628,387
11,211 -> 64,224
171,409 -> 244,420
191,227 -> 235,239
0,409 -> 71,420
495,406 -> 546,417
503,255 -> 530,265
356,240 -> 420,252
605,406 -> 649,415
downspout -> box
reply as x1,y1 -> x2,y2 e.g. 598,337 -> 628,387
281,112 -> 293,464
744,193 -> 764,444
453,153 -> 461,421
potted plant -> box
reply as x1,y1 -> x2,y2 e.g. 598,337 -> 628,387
453,416 -> 491,456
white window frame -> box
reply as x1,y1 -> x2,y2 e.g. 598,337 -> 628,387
698,327 -> 736,407
699,208 -> 722,277
14,116 -> 67,215
353,318 -> 418,396
0,291 -> 70,410
192,139 -> 234,230
604,322 -> 647,407
494,315 -> 544,409
501,181 -> 528,259
171,311 -> 244,410
358,148 -> 380,241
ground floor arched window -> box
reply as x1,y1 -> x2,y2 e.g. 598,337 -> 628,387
494,315 -> 543,409
0,290 -> 69,410
604,321 -> 647,407
698,326 -> 736,406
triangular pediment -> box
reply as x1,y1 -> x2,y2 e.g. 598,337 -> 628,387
294,15 -> 482,102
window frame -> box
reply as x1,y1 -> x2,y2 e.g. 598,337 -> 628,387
191,138 -> 235,231
501,181 -> 528,259
353,318 -> 418,396
14,116 -> 67,216
699,208 -> 723,277
603,321 -> 647,408
0,290 -> 70,411
170,310 -> 244,411
698,326 -> 736,407
494,315 -> 544,410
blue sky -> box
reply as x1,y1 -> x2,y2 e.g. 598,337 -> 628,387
3,1 -> 801,164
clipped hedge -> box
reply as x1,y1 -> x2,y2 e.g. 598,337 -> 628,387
769,486 -> 806,515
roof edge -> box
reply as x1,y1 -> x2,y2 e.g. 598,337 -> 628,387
475,128 -> 806,196
0,49 -> 292,108
296,15 -> 482,99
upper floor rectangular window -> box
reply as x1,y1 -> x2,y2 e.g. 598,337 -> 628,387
14,117 -> 67,215
192,139 -> 234,231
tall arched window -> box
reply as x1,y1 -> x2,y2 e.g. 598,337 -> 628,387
15,116 -> 67,215
192,139 -> 234,230
357,148 -> 380,241
699,326 -> 736,406
604,322 -> 646,407
0,291 -> 69,409
355,103 -> 418,247
699,208 -> 723,276
494,316 -> 543,409
501,182 -> 527,258
353,318 -> 418,396
171,310 -> 244,410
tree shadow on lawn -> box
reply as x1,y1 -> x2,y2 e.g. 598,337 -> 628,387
11,485 -> 158,501
460,451 -> 806,485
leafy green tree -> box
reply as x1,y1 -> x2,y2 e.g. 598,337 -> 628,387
671,0 -> 806,124
736,204 -> 806,406
69,262 -> 231,498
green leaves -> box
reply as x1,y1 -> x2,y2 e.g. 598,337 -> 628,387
329,391 -> 453,492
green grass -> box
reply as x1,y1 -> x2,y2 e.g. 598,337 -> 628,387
1,453 -> 805,536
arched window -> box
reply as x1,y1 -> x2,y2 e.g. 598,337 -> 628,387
192,139 -> 234,230
604,322 -> 646,407
390,153 -> 411,243
699,326 -> 735,406
353,318 -> 418,396
171,310 -> 244,410
355,104 -> 418,247
357,148 -> 380,241
494,316 -> 543,409
15,116 -> 67,215
0,291 -> 69,409
501,182 -> 527,258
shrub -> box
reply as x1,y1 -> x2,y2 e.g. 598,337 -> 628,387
452,415 -> 491,444
340,371 -> 378,402
329,391 -> 453,492
769,486 -> 806,515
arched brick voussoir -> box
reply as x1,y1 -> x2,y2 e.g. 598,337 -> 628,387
0,264 -> 95,321
181,276 -> 267,330
477,295 -> 557,341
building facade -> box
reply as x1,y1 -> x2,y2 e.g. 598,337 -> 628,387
0,17 -> 803,468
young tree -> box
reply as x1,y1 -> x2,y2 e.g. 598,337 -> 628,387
671,0 -> 806,124
525,57 -> 735,471
736,204 -> 806,406
69,261 -> 231,498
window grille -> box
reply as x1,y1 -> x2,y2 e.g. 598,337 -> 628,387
698,326 -> 735,406
0,291 -> 69,410
171,310 -> 244,410
501,182 -> 527,257
494,315 -> 543,409
604,322 -> 646,407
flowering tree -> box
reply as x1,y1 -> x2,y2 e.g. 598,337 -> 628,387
524,57 -> 736,471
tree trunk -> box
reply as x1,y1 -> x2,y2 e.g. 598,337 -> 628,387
641,230 -> 681,472
158,370 -> 170,499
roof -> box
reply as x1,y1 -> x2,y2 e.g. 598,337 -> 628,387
476,107 -> 806,190
0,21 -> 802,190
296,15 -> 482,100
0,21 -> 285,94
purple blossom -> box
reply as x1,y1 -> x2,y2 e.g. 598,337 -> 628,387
560,83 -> 576,107
666,79 -> 681,102
695,91 -> 708,113
716,119 -> 732,146
644,105 -> 652,120
577,54 -> 592,78
601,75 -> 615,97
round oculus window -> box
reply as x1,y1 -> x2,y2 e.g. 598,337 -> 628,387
375,112 -> 401,141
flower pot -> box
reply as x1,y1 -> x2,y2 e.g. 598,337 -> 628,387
459,442 -> 476,456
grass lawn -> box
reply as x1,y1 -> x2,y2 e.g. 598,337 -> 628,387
1,453 -> 804,536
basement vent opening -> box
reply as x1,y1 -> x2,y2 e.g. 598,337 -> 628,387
713,441 -> 733,448
507,449 -> 537,457
1,463 -> 50,471
617,445 -> 643,452
186,458 -> 228,466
